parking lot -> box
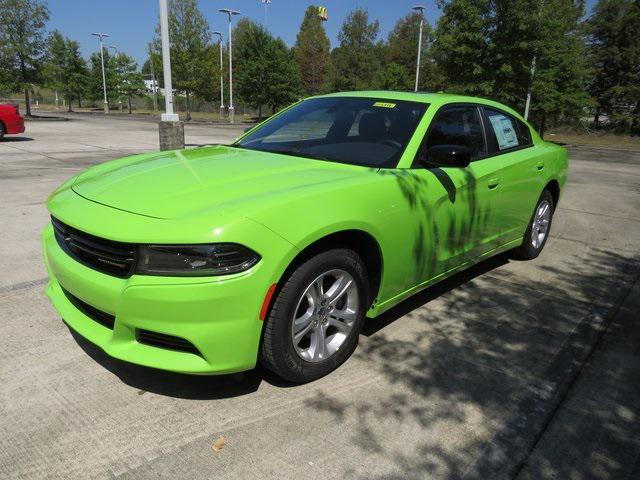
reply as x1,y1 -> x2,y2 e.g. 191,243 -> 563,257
1,113 -> 639,479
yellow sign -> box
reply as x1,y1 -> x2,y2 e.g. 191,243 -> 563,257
318,6 -> 328,21
373,102 -> 396,108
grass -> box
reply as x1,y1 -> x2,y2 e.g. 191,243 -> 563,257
545,131 -> 640,151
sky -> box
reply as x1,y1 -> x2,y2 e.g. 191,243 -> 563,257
47,0 -> 598,68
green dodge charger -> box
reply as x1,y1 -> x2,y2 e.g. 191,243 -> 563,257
43,91 -> 568,382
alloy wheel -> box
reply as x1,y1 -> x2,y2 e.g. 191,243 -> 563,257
291,269 -> 359,363
531,199 -> 551,249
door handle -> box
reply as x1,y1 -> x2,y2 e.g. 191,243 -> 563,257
488,178 -> 500,189
537,161 -> 545,171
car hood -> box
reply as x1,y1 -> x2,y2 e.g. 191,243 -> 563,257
71,145 -> 368,219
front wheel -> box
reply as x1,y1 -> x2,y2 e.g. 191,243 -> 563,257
0,123 -> 5,141
511,189 -> 555,260
260,249 -> 369,383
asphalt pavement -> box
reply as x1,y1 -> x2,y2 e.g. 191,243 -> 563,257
1,112 -> 638,479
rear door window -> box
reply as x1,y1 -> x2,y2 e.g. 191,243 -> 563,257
484,108 -> 532,153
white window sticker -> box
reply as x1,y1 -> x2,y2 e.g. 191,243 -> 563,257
489,114 -> 519,150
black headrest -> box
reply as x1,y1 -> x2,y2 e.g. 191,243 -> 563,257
358,112 -> 387,140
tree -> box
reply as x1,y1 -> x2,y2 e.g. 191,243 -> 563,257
293,5 -> 331,95
233,19 -> 300,119
112,53 -> 145,114
587,0 -> 640,133
433,0 -> 589,134
0,0 -> 50,116
374,62 -> 412,90
330,9 -> 381,91
150,0 -> 217,120
43,30 -> 89,111
88,49 -> 116,106
385,11 -> 440,91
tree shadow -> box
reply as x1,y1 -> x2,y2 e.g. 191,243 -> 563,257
307,207 -> 640,480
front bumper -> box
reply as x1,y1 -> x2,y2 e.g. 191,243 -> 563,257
42,223 -> 275,374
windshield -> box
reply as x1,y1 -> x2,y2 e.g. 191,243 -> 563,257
234,97 -> 428,168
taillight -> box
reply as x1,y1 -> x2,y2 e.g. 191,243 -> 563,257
12,104 -> 19,115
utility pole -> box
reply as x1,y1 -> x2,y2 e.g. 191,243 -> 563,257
261,0 -> 271,28
524,55 -> 536,121
158,0 -> 184,150
147,46 -> 158,112
219,8 -> 241,124
108,46 -> 123,112
412,5 -> 426,92
91,32 -> 110,113
213,31 -> 225,120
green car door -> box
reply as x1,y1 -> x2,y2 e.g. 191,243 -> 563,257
481,107 -> 544,244
409,103 -> 504,282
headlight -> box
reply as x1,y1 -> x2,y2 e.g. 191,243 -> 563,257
136,244 -> 260,276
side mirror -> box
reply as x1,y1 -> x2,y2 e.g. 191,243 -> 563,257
423,144 -> 472,168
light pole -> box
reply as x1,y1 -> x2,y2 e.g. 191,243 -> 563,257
412,5 -> 425,92
91,32 -> 110,113
213,31 -> 225,120
108,46 -> 123,111
261,0 -> 271,28
219,8 -> 241,124
158,0 -> 184,150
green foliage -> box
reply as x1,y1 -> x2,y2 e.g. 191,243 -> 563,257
150,0 -> 219,118
433,0 -> 589,133
330,9 -> 381,91
384,11 -> 441,91
43,30 -> 89,110
233,18 -> 300,118
587,0 -> 640,133
0,0 -> 50,114
293,5 -> 331,95
112,53 -> 145,113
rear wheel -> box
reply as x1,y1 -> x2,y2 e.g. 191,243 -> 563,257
0,123 -> 5,141
260,248 -> 368,383
511,189 -> 554,260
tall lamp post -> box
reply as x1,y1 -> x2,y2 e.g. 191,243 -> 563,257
91,32 -> 110,113
261,0 -> 271,28
219,8 -> 241,124
412,5 -> 426,92
158,0 -> 184,150
108,45 -> 123,111
212,31 -> 225,120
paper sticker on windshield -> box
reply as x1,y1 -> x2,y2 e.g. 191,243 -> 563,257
373,102 -> 396,108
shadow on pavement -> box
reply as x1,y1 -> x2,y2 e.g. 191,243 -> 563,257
1,136 -> 34,142
68,329 -> 297,400
309,246 -> 640,479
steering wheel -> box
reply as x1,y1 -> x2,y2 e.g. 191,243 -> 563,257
379,139 -> 402,149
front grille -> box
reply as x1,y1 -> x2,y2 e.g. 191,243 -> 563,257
61,286 -> 115,329
52,216 -> 136,278
136,329 -> 202,356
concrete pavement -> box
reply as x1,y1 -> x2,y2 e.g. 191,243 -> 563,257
0,114 -> 639,479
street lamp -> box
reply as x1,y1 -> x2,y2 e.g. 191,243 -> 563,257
91,32 -> 110,113
212,31 -> 225,120
412,5 -> 425,92
261,0 -> 271,28
158,0 -> 184,150
108,45 -> 123,111
219,8 -> 241,124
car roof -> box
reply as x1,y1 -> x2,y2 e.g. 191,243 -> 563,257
313,91 -> 525,121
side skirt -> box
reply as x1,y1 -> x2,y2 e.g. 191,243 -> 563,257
367,237 -> 523,318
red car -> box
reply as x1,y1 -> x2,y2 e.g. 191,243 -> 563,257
0,104 -> 25,140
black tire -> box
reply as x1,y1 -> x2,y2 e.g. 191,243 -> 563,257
0,123 -> 5,141
260,248 -> 369,383
511,189 -> 555,260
